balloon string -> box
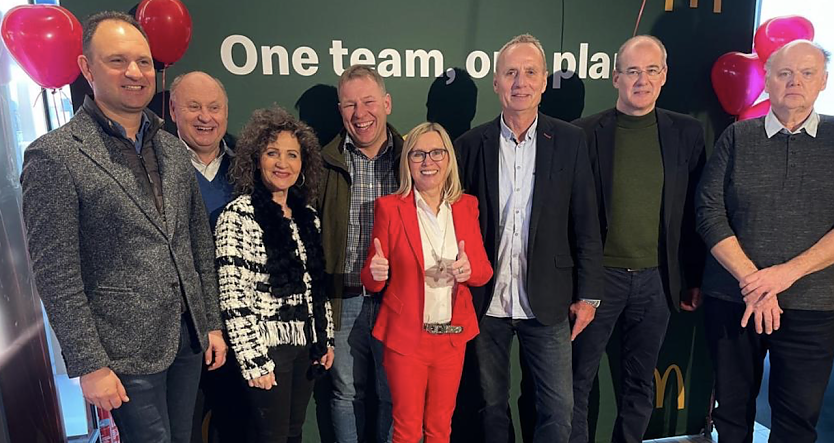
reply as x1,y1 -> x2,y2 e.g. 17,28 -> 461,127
51,90 -> 62,127
633,0 -> 649,37
161,67 -> 167,120
33,88 -> 45,110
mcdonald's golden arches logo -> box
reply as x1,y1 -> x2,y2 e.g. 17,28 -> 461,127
665,0 -> 722,14
654,364 -> 685,410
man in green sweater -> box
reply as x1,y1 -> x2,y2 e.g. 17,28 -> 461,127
569,35 -> 706,443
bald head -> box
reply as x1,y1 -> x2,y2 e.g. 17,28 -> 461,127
170,71 -> 228,104
764,40 -> 829,119
170,71 -> 229,158
615,35 -> 667,71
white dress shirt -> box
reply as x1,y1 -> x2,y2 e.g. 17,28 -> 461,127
764,108 -> 819,138
184,139 -> 232,181
486,114 -> 538,319
415,190 -> 458,324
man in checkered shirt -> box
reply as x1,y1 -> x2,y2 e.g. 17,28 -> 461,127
317,65 -> 403,443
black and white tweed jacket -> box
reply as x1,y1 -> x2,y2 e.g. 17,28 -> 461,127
216,187 -> 335,381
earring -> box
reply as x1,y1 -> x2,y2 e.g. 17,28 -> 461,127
297,172 -> 306,187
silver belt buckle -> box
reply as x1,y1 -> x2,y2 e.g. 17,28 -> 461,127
423,323 -> 464,335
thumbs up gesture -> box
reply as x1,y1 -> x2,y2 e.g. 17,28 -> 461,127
370,238 -> 389,282
451,240 -> 471,283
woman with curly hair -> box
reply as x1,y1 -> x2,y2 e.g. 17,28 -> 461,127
215,106 -> 334,443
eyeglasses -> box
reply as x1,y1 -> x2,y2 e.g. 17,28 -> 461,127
408,149 -> 448,163
618,66 -> 665,79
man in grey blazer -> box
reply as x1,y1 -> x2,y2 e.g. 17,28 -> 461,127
21,11 -> 226,443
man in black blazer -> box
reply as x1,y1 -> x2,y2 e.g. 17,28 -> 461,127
455,34 -> 603,443
569,36 -> 705,443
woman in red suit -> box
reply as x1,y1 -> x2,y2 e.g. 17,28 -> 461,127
360,122 -> 492,443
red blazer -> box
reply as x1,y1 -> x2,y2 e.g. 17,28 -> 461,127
361,192 -> 493,356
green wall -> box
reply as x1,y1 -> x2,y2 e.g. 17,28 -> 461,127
64,1 -> 757,441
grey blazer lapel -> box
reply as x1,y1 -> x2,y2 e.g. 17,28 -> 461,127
155,139 -> 179,236
72,113 -> 167,236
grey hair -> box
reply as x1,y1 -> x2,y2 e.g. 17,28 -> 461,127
764,40 -> 831,76
170,71 -> 228,103
496,34 -> 548,73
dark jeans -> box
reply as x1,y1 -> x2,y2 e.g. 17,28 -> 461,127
330,294 -> 393,443
112,316 -> 204,443
475,316 -> 573,443
191,348 -> 249,443
244,345 -> 314,443
705,297 -> 834,443
570,267 -> 670,443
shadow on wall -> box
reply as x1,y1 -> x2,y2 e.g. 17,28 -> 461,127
426,68 -> 477,141
540,71 -> 586,123
296,84 -> 342,148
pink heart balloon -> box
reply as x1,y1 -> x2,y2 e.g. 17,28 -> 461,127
738,99 -> 771,121
711,52 -> 766,116
0,5 -> 82,89
754,16 -> 815,63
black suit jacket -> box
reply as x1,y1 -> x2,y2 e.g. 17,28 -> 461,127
572,108 -> 706,310
455,113 -> 604,325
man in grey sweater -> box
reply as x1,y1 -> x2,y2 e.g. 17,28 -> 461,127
21,12 -> 225,443
696,40 -> 834,443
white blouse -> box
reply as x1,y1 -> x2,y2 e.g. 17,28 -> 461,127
414,190 -> 458,324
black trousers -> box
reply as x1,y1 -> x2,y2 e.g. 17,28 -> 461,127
569,267 -> 671,443
244,345 -> 314,443
191,348 -> 249,443
705,297 -> 834,443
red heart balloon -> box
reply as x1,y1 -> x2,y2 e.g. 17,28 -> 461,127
711,52 -> 766,116
136,0 -> 192,67
754,16 -> 815,63
0,5 -> 82,89
738,99 -> 771,121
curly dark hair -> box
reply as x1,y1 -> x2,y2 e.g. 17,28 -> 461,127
229,106 -> 321,203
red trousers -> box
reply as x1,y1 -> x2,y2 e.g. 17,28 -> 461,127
383,331 -> 466,443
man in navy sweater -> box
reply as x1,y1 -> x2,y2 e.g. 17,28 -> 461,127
170,71 -> 234,229
170,71 -> 241,443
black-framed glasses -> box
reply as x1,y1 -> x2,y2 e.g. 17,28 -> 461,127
618,66 -> 665,79
408,149 -> 448,163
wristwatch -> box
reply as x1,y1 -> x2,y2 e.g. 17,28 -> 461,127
581,299 -> 601,308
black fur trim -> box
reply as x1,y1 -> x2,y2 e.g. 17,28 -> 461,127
250,180 -> 330,363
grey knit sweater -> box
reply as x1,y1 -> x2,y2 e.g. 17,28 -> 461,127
696,115 -> 834,311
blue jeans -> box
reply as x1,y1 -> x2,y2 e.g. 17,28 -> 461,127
111,316 -> 203,443
330,294 -> 393,443
475,316 -> 573,443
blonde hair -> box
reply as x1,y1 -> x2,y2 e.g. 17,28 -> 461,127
394,122 -> 462,204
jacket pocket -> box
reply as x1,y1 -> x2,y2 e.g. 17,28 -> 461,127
554,255 -> 574,268
381,291 -> 403,314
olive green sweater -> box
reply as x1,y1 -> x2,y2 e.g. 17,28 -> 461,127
603,110 -> 663,269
